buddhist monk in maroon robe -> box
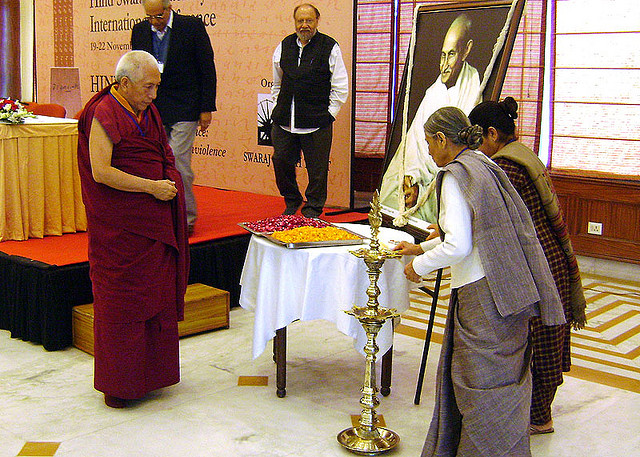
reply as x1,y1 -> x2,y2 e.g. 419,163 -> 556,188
77,50 -> 189,408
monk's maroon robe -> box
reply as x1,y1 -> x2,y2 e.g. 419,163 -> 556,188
77,85 -> 189,399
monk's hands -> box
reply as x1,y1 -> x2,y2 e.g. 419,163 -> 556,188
151,179 -> 178,201
392,241 -> 424,256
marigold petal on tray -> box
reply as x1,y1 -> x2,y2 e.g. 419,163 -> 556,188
270,226 -> 361,243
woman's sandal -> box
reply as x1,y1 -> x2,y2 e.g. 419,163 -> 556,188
529,423 -> 554,435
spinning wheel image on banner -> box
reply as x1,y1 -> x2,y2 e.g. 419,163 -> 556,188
257,94 -> 275,146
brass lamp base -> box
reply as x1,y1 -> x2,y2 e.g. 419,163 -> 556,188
337,427 -> 400,455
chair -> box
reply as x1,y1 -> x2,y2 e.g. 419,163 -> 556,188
25,102 -> 67,118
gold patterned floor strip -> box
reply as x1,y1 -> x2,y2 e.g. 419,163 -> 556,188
17,442 -> 60,456
237,376 -> 269,386
565,365 -> 640,393
398,272 -> 640,393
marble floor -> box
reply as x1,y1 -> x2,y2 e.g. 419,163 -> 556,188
1,257 -> 639,457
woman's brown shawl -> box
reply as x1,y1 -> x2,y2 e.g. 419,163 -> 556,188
492,141 -> 587,329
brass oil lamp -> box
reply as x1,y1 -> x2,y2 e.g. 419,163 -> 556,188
337,190 -> 401,455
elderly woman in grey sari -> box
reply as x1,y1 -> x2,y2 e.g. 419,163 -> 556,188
393,106 -> 566,456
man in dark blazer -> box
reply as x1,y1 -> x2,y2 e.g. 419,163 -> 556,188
132,0 -> 217,235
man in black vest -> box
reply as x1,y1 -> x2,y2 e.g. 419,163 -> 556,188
270,3 -> 348,218
131,0 -> 216,235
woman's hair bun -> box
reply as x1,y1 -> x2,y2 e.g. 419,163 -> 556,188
457,125 -> 483,149
500,96 -> 518,120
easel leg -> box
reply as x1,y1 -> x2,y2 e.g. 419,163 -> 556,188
414,268 -> 443,405
380,345 -> 392,397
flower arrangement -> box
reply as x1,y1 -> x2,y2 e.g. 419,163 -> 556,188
0,98 -> 36,124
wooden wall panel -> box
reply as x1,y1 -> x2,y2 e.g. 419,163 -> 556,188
550,172 -> 640,264
611,202 -> 640,240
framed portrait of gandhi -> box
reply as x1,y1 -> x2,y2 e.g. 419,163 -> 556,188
379,0 -> 525,238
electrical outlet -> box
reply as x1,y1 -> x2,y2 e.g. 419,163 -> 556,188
587,222 -> 603,236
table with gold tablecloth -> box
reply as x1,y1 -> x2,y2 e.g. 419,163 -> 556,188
0,116 -> 86,242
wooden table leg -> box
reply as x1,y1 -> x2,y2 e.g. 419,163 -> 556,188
274,327 -> 287,398
272,333 -> 277,363
380,345 -> 392,397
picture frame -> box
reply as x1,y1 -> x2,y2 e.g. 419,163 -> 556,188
379,0 -> 525,240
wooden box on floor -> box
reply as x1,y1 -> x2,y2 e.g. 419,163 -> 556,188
72,283 -> 230,356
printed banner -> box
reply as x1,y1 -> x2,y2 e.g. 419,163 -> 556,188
35,0 -> 353,207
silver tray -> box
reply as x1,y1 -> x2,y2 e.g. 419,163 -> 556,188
238,222 -> 274,237
238,222 -> 367,249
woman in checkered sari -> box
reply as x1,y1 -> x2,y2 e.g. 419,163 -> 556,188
469,97 -> 587,435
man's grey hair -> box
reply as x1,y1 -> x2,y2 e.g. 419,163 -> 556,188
115,50 -> 158,83
142,0 -> 171,7
294,3 -> 320,19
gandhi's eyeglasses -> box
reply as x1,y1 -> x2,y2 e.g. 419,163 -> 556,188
146,8 -> 167,20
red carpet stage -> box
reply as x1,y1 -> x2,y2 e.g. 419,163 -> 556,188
0,186 -> 367,350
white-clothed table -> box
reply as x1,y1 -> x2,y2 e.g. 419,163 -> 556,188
239,223 -> 414,359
